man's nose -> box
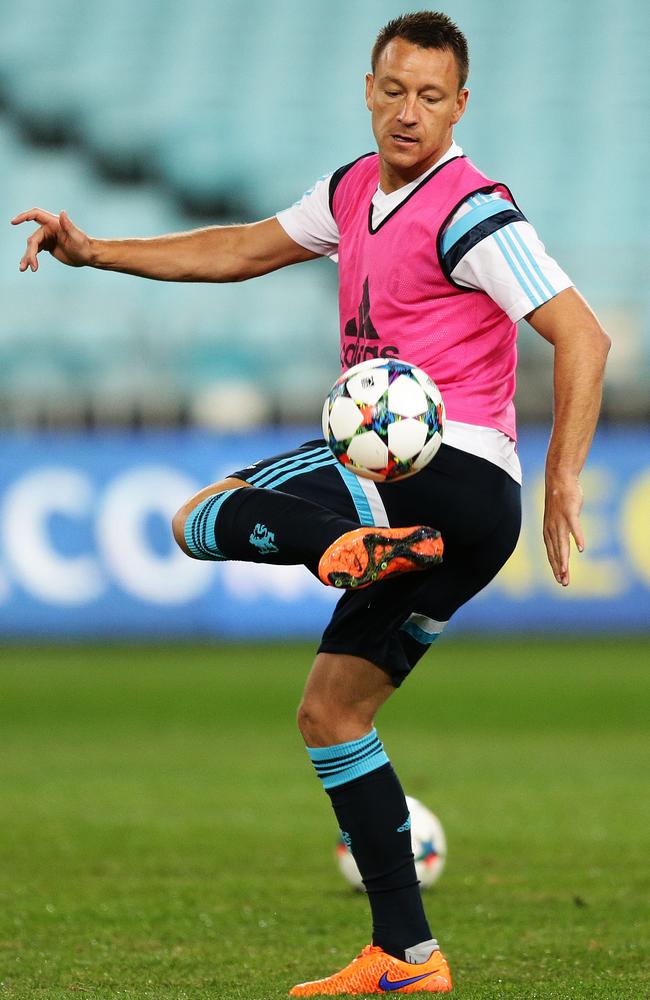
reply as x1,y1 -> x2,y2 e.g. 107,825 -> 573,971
397,96 -> 418,124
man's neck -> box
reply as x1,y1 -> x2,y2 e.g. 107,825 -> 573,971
379,140 -> 456,195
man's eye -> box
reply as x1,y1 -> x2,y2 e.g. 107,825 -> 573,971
385,90 -> 401,97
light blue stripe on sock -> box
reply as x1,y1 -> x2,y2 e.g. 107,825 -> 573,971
307,728 -> 389,789
333,464 -> 375,526
183,488 -> 242,560
308,728 -> 380,763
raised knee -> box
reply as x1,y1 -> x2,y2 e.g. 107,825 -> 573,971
171,476 -> 251,558
172,507 -> 190,555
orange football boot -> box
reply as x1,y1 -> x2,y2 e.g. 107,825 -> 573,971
318,526 -> 443,589
289,943 -> 452,995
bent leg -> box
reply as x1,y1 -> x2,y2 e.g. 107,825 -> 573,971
171,452 -> 441,586
298,652 -> 435,961
174,479 -> 361,571
173,441 -> 375,568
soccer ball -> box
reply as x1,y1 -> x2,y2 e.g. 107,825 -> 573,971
336,796 -> 447,891
322,358 -> 445,482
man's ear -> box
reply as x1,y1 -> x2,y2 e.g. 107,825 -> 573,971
365,73 -> 374,111
450,87 -> 469,126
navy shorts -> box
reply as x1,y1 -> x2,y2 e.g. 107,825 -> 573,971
231,440 -> 521,687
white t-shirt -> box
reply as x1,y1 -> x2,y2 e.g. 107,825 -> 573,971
277,143 -> 574,485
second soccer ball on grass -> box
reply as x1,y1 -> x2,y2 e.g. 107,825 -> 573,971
336,796 -> 447,891
322,358 -> 445,482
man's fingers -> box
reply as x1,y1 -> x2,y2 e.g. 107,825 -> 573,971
22,229 -> 46,271
546,519 -> 584,587
20,251 -> 39,273
571,520 -> 585,554
15,217 -> 58,271
59,209 -> 73,233
544,523 -> 570,586
544,480 -> 584,587
543,528 -> 560,582
554,536 -> 567,585
11,207 -> 58,226
557,531 -> 570,584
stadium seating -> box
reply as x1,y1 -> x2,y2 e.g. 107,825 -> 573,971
0,0 -> 648,424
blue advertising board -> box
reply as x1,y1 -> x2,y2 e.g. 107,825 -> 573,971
0,427 -> 647,638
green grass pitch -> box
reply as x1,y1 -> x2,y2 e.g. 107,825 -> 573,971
0,639 -> 648,999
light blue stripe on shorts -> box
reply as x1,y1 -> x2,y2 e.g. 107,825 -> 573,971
333,464 -> 375,526
247,446 -> 330,488
400,613 -> 448,646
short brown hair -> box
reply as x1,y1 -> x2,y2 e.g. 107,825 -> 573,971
371,11 -> 469,89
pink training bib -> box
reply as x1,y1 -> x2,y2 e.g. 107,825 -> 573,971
332,153 -> 519,440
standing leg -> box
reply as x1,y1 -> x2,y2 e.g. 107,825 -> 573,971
297,653 -> 436,957
290,653 -> 452,995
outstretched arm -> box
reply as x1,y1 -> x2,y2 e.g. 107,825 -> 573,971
11,209 -> 319,282
526,287 -> 611,587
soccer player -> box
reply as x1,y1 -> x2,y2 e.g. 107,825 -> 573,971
13,11 -> 610,995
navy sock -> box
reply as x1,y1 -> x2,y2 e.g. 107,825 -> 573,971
183,486 -> 359,572
308,731 -> 432,960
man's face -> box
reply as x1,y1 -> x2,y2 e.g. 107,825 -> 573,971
366,38 -> 468,192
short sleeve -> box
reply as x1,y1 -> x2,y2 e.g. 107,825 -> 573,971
443,193 -> 574,321
276,174 -> 340,259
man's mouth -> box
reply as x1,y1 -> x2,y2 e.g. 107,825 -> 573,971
391,134 -> 418,145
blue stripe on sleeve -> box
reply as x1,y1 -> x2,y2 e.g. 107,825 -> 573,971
492,229 -> 542,307
508,226 -> 557,299
499,226 -> 546,302
468,192 -> 558,307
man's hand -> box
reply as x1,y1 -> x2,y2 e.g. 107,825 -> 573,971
527,287 -> 610,589
11,208 -> 92,272
543,475 -> 585,587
